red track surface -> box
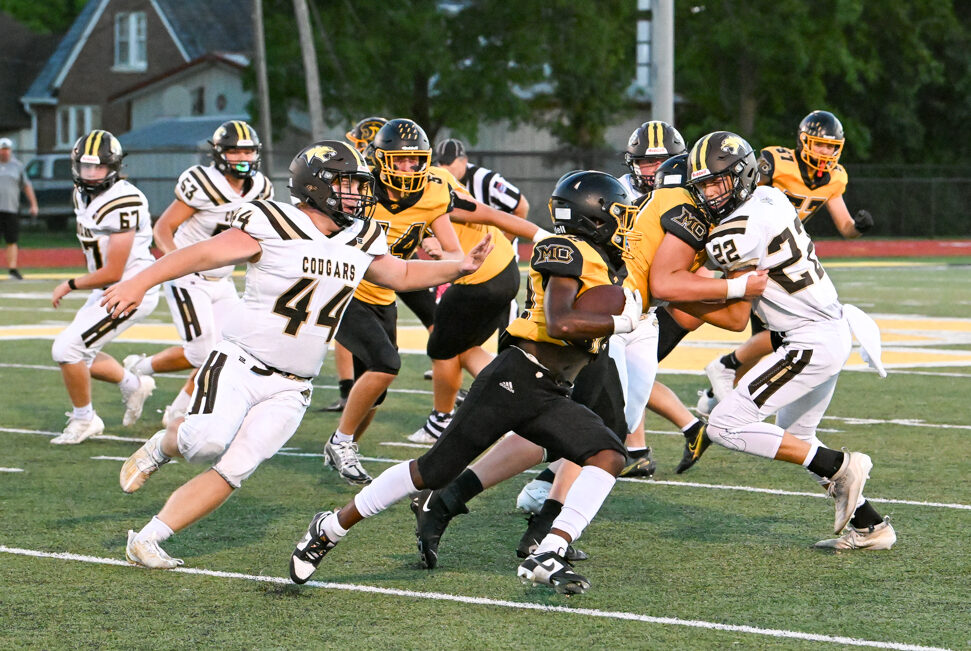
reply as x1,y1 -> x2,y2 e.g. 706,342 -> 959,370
4,240 -> 970,269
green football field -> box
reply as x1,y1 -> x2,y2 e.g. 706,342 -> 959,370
0,260 -> 969,650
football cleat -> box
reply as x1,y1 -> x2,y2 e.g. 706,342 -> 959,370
814,517 -> 896,551
122,375 -> 156,427
8,268 -> 24,280
827,450 -> 873,534
516,515 -> 588,562
518,551 -> 590,595
51,413 -> 104,445
696,388 -> 718,416
125,530 -> 183,569
454,388 -> 468,408
318,396 -> 347,412
120,430 -> 170,493
619,447 -> 656,478
161,404 -> 185,429
407,410 -> 452,445
423,369 -> 434,380
323,438 -> 372,485
516,478 -> 552,515
676,422 -> 712,474
705,357 -> 736,402
410,489 -> 465,569
289,510 -> 340,584
123,353 -> 146,375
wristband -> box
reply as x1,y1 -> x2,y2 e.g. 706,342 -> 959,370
532,228 -> 553,243
725,275 -> 749,299
68,278 -> 78,290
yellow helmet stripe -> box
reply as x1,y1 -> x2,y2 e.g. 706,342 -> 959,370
693,133 -> 713,173
241,121 -> 252,141
83,132 -> 95,156
232,121 -> 245,142
91,130 -> 105,159
651,121 -> 662,149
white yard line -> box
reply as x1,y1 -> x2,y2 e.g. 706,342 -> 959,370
0,467 -> 24,472
0,546 -> 948,651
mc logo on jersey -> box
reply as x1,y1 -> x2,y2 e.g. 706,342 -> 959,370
534,243 -> 574,265
303,145 -> 338,166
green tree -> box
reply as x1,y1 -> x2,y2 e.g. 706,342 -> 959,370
0,0 -> 83,33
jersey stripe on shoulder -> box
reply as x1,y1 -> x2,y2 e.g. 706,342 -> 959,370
250,200 -> 312,240
710,215 -> 748,238
188,167 -> 230,205
94,194 -> 143,225
257,176 -> 273,200
347,219 -> 384,252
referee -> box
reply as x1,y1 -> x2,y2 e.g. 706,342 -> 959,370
0,138 -> 38,279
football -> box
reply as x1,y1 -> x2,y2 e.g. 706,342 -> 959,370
573,284 -> 626,315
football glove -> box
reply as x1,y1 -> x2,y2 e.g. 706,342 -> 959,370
611,288 -> 643,334
853,209 -> 873,234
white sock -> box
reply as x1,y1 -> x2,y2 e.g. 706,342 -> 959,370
72,403 -> 94,421
322,511 -> 348,541
550,465 -> 616,542
353,460 -> 419,518
331,430 -> 354,444
680,418 -> 700,433
119,370 -> 140,395
138,515 -> 174,543
535,533 -> 569,556
170,389 -> 192,412
133,356 -> 156,376
627,446 -> 647,453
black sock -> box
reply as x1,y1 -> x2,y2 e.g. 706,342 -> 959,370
683,419 -> 703,441
849,500 -> 883,529
720,352 -> 742,370
535,467 -> 556,483
534,498 -> 563,529
806,447 -> 845,479
435,469 -> 483,517
338,379 -> 354,399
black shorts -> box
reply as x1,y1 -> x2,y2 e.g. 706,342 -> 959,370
657,306 -> 690,362
0,211 -> 19,245
750,309 -> 767,335
398,288 -> 437,329
571,344 -> 628,440
416,346 -> 626,488
335,298 -> 400,376
427,259 -> 520,360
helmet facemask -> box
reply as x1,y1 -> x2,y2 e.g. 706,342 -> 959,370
624,154 -> 668,193
373,149 -> 431,194
797,132 -> 844,173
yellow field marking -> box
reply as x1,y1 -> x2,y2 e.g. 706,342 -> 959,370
7,271 -> 248,281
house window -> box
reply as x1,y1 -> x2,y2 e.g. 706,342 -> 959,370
191,87 -> 205,115
55,105 -> 99,149
114,12 -> 147,70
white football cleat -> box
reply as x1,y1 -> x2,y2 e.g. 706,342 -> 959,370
516,478 -> 552,515
161,404 -> 186,429
828,451 -> 873,534
122,375 -> 156,427
51,413 -> 105,445
323,439 -> 372,485
407,410 -> 452,444
126,530 -> 183,569
123,354 -> 146,374
814,517 -> 896,551
705,357 -> 736,402
120,430 -> 170,493
695,389 -> 718,416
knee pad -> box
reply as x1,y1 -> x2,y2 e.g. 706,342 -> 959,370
51,334 -> 89,365
183,337 -> 216,369
372,389 -> 389,407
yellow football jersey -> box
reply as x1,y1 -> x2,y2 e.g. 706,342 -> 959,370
623,187 -> 709,308
354,168 -> 454,305
430,165 -> 515,286
506,235 -> 624,354
758,146 -> 848,223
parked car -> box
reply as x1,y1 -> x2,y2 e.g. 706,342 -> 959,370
23,153 -> 74,230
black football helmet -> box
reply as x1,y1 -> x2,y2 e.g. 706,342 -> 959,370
653,152 -> 689,189
209,120 -> 262,179
624,121 -> 687,193
288,140 -> 377,228
71,130 -> 124,195
345,116 -> 388,154
686,131 -> 759,222
549,171 -> 637,261
366,118 -> 432,194
797,110 -> 845,173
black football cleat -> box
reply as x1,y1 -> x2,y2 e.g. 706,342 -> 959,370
619,447 -> 656,478
289,510 -> 340,584
516,514 -> 588,561
410,489 -> 466,569
676,421 -> 712,474
517,551 -> 590,595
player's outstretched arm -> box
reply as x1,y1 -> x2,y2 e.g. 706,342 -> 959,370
102,228 -> 261,318
825,194 -> 868,239
153,199 -> 196,255
449,190 -> 549,241
366,233 -> 493,292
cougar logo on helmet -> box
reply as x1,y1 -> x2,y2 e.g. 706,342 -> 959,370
720,135 -> 745,155
304,145 -> 338,165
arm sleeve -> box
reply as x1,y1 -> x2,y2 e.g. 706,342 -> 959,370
660,203 -> 709,251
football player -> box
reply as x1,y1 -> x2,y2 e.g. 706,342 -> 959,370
688,131 -> 895,551
322,116 -> 390,413
123,120 -> 273,426
103,141 -> 492,569
49,130 -> 158,444
702,111 -> 876,409
289,171 -> 644,595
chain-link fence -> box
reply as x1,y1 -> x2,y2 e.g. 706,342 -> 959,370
17,146 -> 971,239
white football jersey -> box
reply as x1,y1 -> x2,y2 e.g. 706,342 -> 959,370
706,186 -> 841,332
172,165 -> 274,278
221,200 -> 388,378
73,180 -> 155,279
616,173 -> 645,202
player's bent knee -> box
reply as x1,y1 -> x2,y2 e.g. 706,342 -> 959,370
183,341 -> 214,369
51,335 -> 85,365
584,449 -> 626,476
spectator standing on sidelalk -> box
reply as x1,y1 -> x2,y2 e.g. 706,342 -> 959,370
0,137 -> 39,279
